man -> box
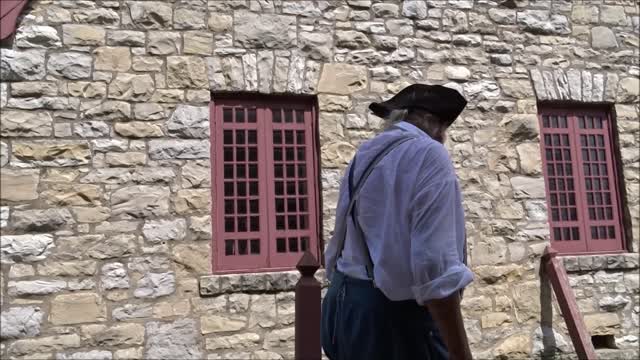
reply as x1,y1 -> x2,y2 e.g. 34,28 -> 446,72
321,84 -> 474,360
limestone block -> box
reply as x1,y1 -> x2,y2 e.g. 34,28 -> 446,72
108,73 -> 155,102
128,1 -> 172,29
94,47 -> 132,72
50,293 -> 106,325
234,12 -> 297,49
111,186 -> 170,219
0,306 -> 43,339
585,313 -> 621,335
8,279 -> 66,296
174,189 -> 210,214
148,31 -> 182,55
0,110 -> 53,137
201,314 -> 247,334
1,234 -> 54,264
134,272 -> 175,298
12,208 -> 74,233
114,122 -> 164,138
62,25 -> 105,46
12,141 -> 90,167
15,25 -> 61,49
8,334 -> 80,357
167,105 -> 209,138
37,260 -> 97,277
101,263 -> 130,290
145,319 -> 202,359
0,49 -> 46,81
167,57 -> 208,89
149,140 -> 210,160
172,243 -> 210,274
318,63 -> 367,95
47,52 -> 92,80
143,219 -> 187,243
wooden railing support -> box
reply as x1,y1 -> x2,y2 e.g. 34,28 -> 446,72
542,246 -> 597,360
295,251 -> 321,360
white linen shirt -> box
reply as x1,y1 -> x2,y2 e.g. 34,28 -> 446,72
324,121 -> 473,305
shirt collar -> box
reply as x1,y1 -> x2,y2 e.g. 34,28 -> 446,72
394,121 -> 428,138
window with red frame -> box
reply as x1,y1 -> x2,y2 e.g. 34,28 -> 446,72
211,96 -> 321,273
538,107 -> 626,254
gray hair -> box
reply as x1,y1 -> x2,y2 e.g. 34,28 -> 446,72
386,109 -> 409,123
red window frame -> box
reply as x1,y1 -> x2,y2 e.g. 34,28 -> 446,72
538,106 -> 626,255
210,95 -> 321,273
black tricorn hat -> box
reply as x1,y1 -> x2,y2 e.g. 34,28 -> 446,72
369,84 -> 467,127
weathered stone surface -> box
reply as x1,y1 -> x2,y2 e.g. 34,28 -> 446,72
149,140 -> 210,160
167,57 -> 208,89
1,234 -> 54,264
206,333 -> 261,350
50,293 -> 106,325
73,121 -> 111,138
174,5 -> 207,29
111,186 -> 170,219
114,122 -> 164,138
318,64 -> 367,95
0,306 -> 43,339
87,323 -> 145,347
299,32 -> 333,61
500,79 -> 535,99
108,73 -> 155,102
128,1 -> 172,29
47,52 -> 92,79
37,260 -> 97,277
62,25 -> 105,46
402,0 -> 427,19
132,56 -> 163,72
148,31 -> 182,55
1,141 -> 8,167
94,47 -> 132,72
134,272 -> 175,298
145,319 -> 202,359
107,30 -> 145,47
336,30 -> 371,49
15,25 -> 61,49
172,243 -> 209,274
516,143 -> 541,175
234,12 -> 297,49
8,279 -> 66,296
1,110 -> 53,137
84,101 -> 131,121
208,13 -> 233,32
600,5 -> 628,26
112,304 -> 153,321
584,313 -> 621,335
101,263 -> 130,290
105,152 -> 146,167
189,215 -> 212,241
445,66 -> 471,81
494,333 -> 531,359
184,31 -> 213,55
618,78 -> 640,103
472,237 -> 507,266
167,105 -> 209,138
592,26 -> 619,49
517,10 -> 570,35
175,189 -> 210,214
182,161 -> 210,188
143,219 -> 187,243
8,334 -> 81,356
599,295 -> 630,312
201,314 -> 246,334
0,49 -> 46,81
510,177 -> 546,199
81,167 -> 175,185
12,141 -> 90,167
12,208 -> 74,232
55,234 -> 136,260
57,350 -> 112,360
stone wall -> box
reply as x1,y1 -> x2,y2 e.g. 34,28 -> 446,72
0,0 -> 638,359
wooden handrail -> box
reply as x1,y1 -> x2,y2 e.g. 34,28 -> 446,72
542,246 -> 597,360
294,251 -> 321,360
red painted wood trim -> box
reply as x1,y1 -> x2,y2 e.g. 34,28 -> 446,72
295,251 -> 321,360
0,0 -> 28,40
542,246 -> 598,360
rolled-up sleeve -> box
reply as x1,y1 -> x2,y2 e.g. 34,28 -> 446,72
409,149 -> 473,305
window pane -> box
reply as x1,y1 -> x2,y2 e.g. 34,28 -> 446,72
297,131 -> 305,144
238,239 -> 248,255
236,148 -> 246,162
276,238 -> 286,252
249,147 -> 258,162
250,239 -> 260,254
224,130 -> 233,144
285,130 -> 294,144
285,110 -> 294,123
273,109 -> 282,123
235,108 -> 245,123
236,130 -> 245,144
225,240 -> 235,255
250,199 -> 259,213
238,217 -> 247,232
248,108 -> 257,123
288,237 -> 298,252
250,216 -> 259,231
273,130 -> 282,144
296,110 -> 305,123
248,130 -> 257,144
249,181 -> 259,196
223,108 -> 233,123
225,200 -> 235,214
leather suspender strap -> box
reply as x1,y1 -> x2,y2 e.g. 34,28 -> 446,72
334,132 -> 416,281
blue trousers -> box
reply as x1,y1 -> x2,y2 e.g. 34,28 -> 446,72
321,271 -> 449,360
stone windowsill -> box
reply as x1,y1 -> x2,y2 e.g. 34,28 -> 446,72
562,252 -> 639,273
199,269 -> 329,297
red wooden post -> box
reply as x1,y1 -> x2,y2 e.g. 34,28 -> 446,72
295,251 -> 321,360
542,246 -> 597,360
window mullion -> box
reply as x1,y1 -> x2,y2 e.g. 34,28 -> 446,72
570,112 -> 590,252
